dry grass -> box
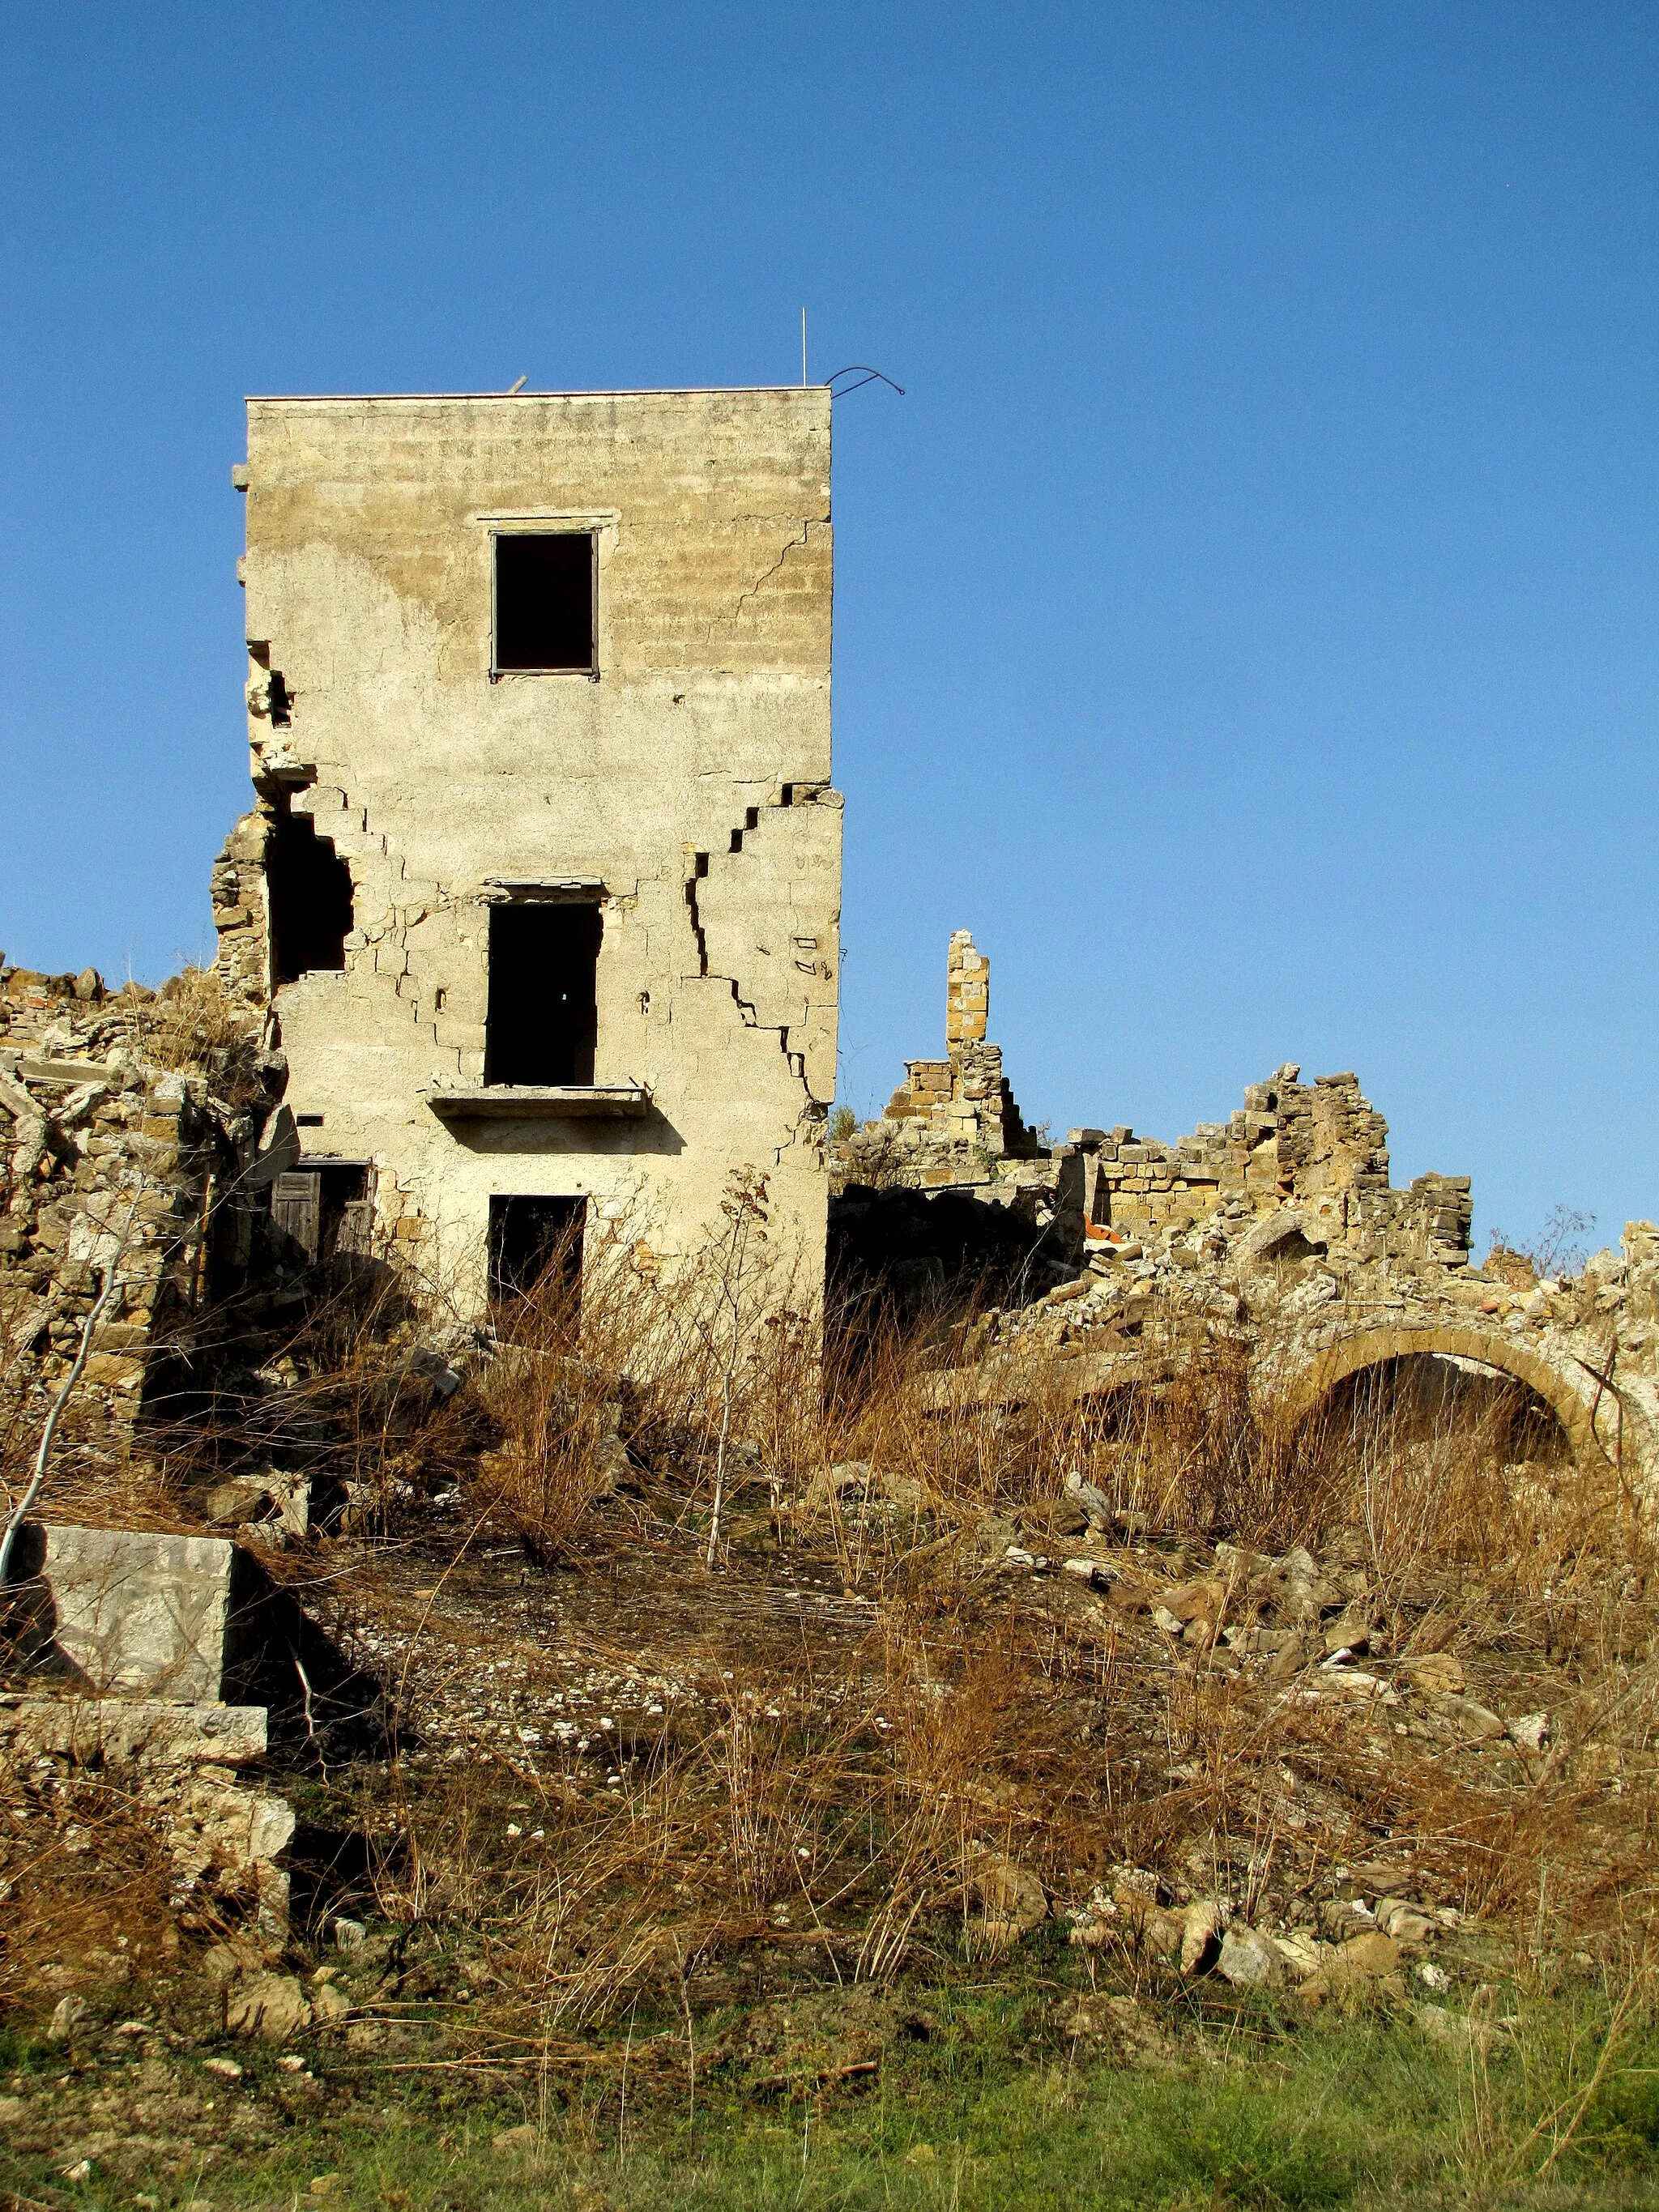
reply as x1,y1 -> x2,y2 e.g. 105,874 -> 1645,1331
6,1180 -> 1658,2089
316,1263 -> 1659,2047
122,965 -> 254,1073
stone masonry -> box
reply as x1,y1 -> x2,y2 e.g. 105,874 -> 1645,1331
1072,1067 -> 1474,1271
211,387 -> 842,1306
0,963 -> 275,1450
838,931 -> 1658,1488
847,930 -> 1037,1191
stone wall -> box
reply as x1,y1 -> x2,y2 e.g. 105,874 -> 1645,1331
842,930 -> 1037,1193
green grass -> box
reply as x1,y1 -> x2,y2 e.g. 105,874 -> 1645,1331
6,1967 -> 1659,2211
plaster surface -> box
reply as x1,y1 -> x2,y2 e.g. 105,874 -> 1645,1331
214,389 -> 841,1299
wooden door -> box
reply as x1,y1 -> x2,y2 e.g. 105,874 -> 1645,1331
271,1170 -> 322,1261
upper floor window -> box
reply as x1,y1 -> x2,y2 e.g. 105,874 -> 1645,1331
493,531 -> 595,675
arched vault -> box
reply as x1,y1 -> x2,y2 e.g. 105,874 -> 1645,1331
1280,1323 -> 1623,1477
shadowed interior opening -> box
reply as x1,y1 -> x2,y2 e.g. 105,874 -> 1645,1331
1328,1353 -> 1572,1464
485,902 -> 602,1087
493,532 -> 595,672
489,1193 -> 586,1305
268,811 -> 354,986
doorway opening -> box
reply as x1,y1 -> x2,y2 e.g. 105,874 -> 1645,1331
488,1194 -> 586,1305
270,1161 -> 375,1263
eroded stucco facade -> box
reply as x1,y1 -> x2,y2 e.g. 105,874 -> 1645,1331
211,388 -> 841,1299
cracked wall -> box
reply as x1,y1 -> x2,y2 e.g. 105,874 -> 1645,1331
213,389 -> 841,1300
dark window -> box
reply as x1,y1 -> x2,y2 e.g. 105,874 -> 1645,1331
268,811 -> 354,985
489,1193 -> 586,1302
493,532 -> 595,672
485,902 -> 601,1087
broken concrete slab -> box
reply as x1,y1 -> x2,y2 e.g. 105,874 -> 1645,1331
3,1519 -> 387,1753
0,1692 -> 266,1765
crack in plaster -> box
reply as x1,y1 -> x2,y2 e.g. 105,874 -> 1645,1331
704,515 -> 829,646
684,803 -> 825,1151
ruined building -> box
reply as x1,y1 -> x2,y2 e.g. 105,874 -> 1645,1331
210,389 -> 842,1299
831,931 -> 1659,1481
837,930 -> 1473,1270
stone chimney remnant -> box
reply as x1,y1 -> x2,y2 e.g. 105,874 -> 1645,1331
946,928 -> 988,1047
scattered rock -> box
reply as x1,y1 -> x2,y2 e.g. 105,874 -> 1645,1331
1064,1469 -> 1115,1529
1217,1925 -> 1282,1987
1179,1900 -> 1222,1975
969,1852 -> 1048,1947
1376,1900 -> 1436,1945
1328,1931 -> 1402,1984
47,1994 -> 88,2042
1431,1693 -> 1507,1742
224,1971 -> 309,2043
1418,2002 -> 1497,2054
1023,1493 -> 1090,1541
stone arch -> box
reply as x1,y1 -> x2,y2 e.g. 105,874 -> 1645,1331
1281,1323 -> 1614,1475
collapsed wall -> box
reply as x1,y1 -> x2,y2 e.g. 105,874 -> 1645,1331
0,964 -> 254,1449
1073,1067 -> 1473,1272
833,929 -> 1658,1485
834,933 -> 1470,1277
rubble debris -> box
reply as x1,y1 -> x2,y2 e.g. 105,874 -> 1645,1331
830,931 -> 1657,1489
0,958 -> 293,1450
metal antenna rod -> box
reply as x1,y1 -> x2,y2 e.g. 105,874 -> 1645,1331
801,309 -> 807,387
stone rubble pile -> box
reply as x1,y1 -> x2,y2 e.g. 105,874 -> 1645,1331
0,959 -> 292,1451
833,931 -> 1659,1486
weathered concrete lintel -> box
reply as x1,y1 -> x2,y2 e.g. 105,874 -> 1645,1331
0,1693 -> 267,1765
424,1085 -> 652,1120
14,1056 -> 114,1086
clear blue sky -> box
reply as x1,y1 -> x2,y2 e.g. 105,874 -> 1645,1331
2,4 -> 1653,1254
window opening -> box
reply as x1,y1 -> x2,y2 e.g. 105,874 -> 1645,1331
268,809 -> 354,985
271,1161 -> 373,1263
493,532 -> 595,673
485,901 -> 601,1087
489,1194 -> 586,1304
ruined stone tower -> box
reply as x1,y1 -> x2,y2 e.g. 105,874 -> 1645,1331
859,930 -> 1035,1185
211,387 -> 841,1300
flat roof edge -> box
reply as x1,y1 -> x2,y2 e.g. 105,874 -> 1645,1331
245,386 -> 829,403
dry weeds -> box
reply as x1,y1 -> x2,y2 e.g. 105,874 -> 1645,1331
5,1192 -> 1658,2100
